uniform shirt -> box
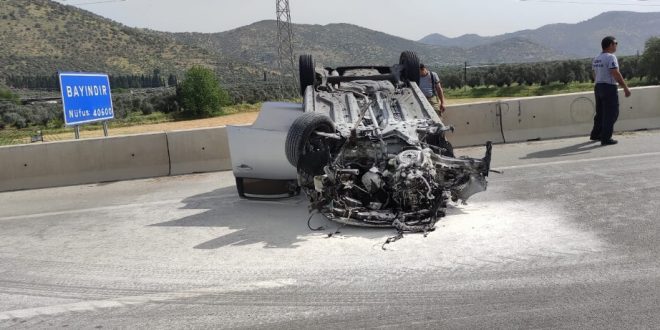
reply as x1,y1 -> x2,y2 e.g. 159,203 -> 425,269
592,52 -> 619,85
419,71 -> 440,97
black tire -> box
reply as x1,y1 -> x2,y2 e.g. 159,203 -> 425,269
438,138 -> 454,158
299,54 -> 316,97
285,112 -> 335,168
399,51 -> 420,85
235,177 -> 246,198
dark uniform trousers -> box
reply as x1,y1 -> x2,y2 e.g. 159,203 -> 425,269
590,83 -> 619,142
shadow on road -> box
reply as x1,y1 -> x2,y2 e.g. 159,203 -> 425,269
520,141 -> 601,159
149,186 -> 400,249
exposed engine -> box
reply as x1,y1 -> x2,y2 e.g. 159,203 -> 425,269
286,51 -> 492,233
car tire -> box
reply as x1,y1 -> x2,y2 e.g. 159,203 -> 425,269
399,51 -> 420,85
299,54 -> 316,97
285,112 -> 335,169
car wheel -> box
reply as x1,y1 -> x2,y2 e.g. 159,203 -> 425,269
285,112 -> 335,170
299,54 -> 316,97
399,51 -> 420,85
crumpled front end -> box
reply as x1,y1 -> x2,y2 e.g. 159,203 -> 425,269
302,139 -> 492,231
287,51 -> 494,233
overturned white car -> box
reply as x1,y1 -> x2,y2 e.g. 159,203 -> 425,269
228,51 -> 492,232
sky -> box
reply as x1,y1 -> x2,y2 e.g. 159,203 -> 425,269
53,0 -> 660,40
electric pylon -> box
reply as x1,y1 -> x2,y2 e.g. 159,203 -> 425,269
276,0 -> 298,97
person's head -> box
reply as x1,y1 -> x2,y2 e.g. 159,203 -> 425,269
420,63 -> 429,76
601,36 -> 618,52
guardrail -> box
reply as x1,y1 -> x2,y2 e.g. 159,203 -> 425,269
1,86 -> 658,192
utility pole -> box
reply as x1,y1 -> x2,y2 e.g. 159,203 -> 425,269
276,0 -> 298,98
464,61 -> 468,90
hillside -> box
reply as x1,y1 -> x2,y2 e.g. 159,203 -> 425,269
420,11 -> 660,58
419,33 -> 490,49
466,37 -> 560,64
4,0 -> 650,84
171,21 -> 564,68
0,0 -> 264,83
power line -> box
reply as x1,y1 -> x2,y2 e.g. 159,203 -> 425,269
63,0 -> 126,6
520,0 -> 660,6
276,0 -> 298,97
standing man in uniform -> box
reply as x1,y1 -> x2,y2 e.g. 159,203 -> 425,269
590,36 -> 631,146
419,64 -> 446,116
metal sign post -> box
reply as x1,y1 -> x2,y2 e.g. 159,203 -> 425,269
58,72 -> 115,138
74,126 -> 80,139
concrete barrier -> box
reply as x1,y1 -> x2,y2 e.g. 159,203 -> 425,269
498,86 -> 660,143
166,127 -> 232,176
443,101 -> 505,147
0,133 -> 170,192
1,87 -> 657,192
497,93 -> 595,143
616,86 -> 660,131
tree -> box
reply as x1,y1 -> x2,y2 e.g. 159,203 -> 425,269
167,74 -> 178,87
0,87 -> 20,104
178,66 -> 231,117
619,56 -> 640,80
442,73 -> 463,89
640,37 -> 660,83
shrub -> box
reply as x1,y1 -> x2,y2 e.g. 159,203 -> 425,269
178,66 -> 231,118
2,112 -> 27,129
0,87 -> 20,104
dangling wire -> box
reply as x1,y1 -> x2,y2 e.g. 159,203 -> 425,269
307,210 -> 326,231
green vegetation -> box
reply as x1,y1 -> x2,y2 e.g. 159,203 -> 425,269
1,1 -> 658,146
1,51 -> 657,146
178,66 -> 231,117
435,56 -> 646,90
641,37 -> 660,83
445,78 -> 648,99
0,86 -> 20,104
6,71 -> 169,90
0,104 -> 261,146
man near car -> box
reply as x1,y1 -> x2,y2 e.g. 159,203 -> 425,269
590,36 -> 631,146
419,64 -> 446,116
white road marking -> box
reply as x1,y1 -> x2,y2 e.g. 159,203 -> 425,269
0,195 -> 229,222
0,278 -> 296,321
497,151 -> 660,170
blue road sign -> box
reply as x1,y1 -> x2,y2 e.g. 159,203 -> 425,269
59,72 -> 114,126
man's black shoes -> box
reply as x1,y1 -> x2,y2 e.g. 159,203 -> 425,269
590,136 -> 600,141
601,139 -> 618,146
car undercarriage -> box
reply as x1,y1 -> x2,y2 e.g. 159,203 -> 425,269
284,51 -> 493,233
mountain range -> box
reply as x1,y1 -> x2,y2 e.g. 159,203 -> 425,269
1,0 -> 659,84
169,21 -> 562,69
420,11 -> 660,58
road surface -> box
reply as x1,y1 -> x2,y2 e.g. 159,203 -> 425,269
1,130 -> 659,328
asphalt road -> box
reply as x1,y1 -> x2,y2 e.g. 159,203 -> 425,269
1,130 -> 660,329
